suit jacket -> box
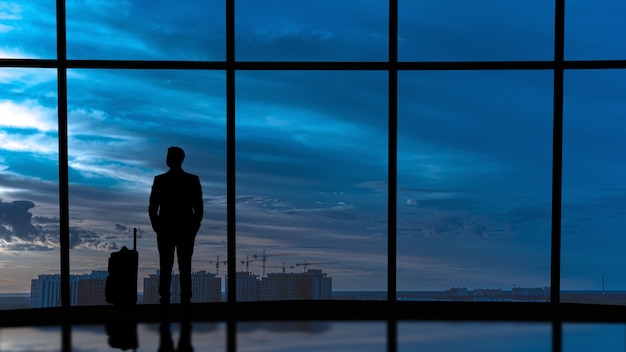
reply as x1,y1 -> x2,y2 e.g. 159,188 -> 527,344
149,168 -> 203,235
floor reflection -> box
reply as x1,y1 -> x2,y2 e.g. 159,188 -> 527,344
1,321 -> 625,351
105,316 -> 138,350
158,321 -> 193,352
236,321 -> 386,352
72,322 -> 225,351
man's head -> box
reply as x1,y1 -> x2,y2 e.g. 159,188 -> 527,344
166,146 -> 185,169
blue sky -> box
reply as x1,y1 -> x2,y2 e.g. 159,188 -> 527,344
1,1 -> 626,295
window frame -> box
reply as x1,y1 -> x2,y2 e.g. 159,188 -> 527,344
3,0 -> 626,343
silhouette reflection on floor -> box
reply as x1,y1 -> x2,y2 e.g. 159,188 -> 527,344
1,320 -> 624,351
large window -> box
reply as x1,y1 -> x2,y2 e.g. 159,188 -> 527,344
397,70 -> 553,296
235,70 -> 388,296
0,68 -> 60,304
561,69 -> 626,302
66,69 -> 227,306
1,0 -> 626,313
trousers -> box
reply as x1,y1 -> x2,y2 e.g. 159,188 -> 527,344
157,231 -> 196,304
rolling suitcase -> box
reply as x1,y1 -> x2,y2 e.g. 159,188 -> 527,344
105,227 -> 138,309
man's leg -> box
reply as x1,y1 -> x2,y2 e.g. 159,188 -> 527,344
176,234 -> 196,305
157,234 -> 175,305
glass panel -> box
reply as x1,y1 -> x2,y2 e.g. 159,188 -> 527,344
235,71 -> 388,300
67,69 -> 226,306
235,0 -> 388,62
398,0 -> 554,62
397,70 -> 553,300
66,0 -> 225,61
399,322 -> 551,351
237,321 -> 386,351
0,68 -> 59,310
563,323 -> 626,351
0,2 -> 56,59
565,0 -> 626,60
562,70 -> 626,304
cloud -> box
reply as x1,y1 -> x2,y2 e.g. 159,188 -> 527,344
0,200 -> 38,239
235,0 -> 387,61
0,3 -> 22,29
0,199 -> 58,251
69,227 -> 120,251
0,100 -> 57,131
0,198 -> 130,252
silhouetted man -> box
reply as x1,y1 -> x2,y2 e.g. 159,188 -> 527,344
149,146 -> 203,314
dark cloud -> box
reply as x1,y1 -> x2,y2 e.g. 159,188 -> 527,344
0,199 -> 127,251
0,199 -> 64,251
398,208 -> 512,239
69,227 -> 122,251
0,199 -> 40,241
32,215 -> 60,224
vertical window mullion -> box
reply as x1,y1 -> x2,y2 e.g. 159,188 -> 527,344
388,0 -> 398,305
226,1 -> 236,351
389,0 -> 398,349
551,0 -> 565,305
56,0 -> 70,309
226,0 -> 236,300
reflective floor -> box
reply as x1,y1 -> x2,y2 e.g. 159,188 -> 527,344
1,321 -> 624,351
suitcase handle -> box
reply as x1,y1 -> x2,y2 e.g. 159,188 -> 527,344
133,227 -> 137,251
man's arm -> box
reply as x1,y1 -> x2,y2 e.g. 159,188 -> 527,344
193,175 -> 204,224
148,176 -> 161,232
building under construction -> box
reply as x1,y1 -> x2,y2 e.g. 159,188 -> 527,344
227,269 -> 332,301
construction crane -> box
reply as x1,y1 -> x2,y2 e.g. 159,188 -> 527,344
251,249 -> 297,276
207,256 -> 227,277
240,255 -> 262,274
265,261 -> 296,274
295,259 -> 338,272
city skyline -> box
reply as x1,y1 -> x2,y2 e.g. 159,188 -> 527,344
2,0 -> 626,297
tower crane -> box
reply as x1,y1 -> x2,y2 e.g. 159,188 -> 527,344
265,261 -> 296,274
295,259 -> 338,272
207,256 -> 227,277
240,255 -> 262,274
251,249 -> 297,276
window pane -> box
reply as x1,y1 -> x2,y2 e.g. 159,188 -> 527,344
0,68 -> 59,309
0,2 -> 56,59
67,69 -> 226,306
398,0 -> 554,62
235,0 -> 388,62
399,322 -> 551,351
565,0 -> 626,60
237,322 -> 386,351
562,70 -> 626,304
66,0 -> 225,61
236,71 -> 388,300
397,71 -> 553,300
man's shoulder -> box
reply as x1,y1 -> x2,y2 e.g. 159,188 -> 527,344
154,172 -> 168,181
155,169 -> 199,181
181,170 -> 200,179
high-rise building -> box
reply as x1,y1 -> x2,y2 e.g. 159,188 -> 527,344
142,271 -> 161,304
77,271 -> 109,306
30,274 -> 81,308
261,269 -> 332,301
190,270 -> 222,303
227,271 -> 261,302
143,270 -> 222,304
